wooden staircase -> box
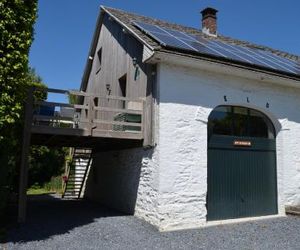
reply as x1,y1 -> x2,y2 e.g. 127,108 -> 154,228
62,148 -> 92,199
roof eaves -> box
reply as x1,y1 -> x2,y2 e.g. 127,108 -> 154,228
155,48 -> 300,82
80,7 -> 105,92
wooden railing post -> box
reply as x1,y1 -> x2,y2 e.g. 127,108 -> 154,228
142,97 -> 152,147
18,86 -> 34,223
88,95 -> 95,136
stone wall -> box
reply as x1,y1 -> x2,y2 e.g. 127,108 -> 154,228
84,147 -> 160,227
156,62 -> 300,230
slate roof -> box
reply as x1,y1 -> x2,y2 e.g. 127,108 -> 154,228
103,6 -> 299,62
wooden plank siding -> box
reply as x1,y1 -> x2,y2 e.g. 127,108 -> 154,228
83,13 -> 155,146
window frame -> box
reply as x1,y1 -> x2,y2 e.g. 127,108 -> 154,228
96,47 -> 102,74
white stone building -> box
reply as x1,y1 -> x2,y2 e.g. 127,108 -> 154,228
80,6 -> 300,231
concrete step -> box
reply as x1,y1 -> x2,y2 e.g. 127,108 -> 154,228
286,206 -> 300,215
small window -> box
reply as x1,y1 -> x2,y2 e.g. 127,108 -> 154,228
96,48 -> 102,73
118,74 -> 127,109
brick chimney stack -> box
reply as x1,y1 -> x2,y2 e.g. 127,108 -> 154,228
201,7 -> 218,36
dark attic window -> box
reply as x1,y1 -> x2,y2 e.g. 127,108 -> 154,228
96,47 -> 102,74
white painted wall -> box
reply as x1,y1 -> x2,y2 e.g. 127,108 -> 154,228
156,62 -> 300,230
84,60 -> 300,231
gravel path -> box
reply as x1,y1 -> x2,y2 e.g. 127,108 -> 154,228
3,194 -> 300,250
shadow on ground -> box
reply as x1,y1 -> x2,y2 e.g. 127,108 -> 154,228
5,194 -> 300,250
6,194 -> 125,243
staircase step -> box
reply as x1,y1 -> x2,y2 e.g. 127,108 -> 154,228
65,188 -> 81,191
74,157 -> 91,160
74,149 -> 92,153
75,149 -> 92,152
73,157 -> 91,160
62,147 -> 92,198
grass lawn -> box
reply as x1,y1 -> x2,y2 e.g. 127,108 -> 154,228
27,177 -> 63,195
26,188 -> 55,195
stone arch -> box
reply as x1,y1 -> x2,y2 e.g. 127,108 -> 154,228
209,102 -> 281,135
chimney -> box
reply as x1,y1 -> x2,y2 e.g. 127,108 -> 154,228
201,7 -> 218,36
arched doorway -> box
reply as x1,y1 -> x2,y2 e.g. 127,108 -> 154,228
207,105 -> 278,221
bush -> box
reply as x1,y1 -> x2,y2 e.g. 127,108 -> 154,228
28,146 -> 67,187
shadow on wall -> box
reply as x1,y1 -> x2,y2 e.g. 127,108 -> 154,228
6,194 -> 125,243
84,148 -> 154,215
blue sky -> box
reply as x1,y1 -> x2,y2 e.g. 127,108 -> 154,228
30,0 -> 300,92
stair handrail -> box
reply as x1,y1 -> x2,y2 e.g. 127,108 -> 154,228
77,151 -> 93,199
62,148 -> 75,198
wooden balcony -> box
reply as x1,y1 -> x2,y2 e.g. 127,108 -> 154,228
18,87 -> 151,223
27,87 -> 146,149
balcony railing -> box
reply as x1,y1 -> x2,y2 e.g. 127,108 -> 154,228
29,87 -> 145,140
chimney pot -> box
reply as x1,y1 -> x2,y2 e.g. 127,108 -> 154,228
201,7 -> 218,36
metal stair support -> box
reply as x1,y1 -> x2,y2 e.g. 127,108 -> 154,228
62,148 -> 93,199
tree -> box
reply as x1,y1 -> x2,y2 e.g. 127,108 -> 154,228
0,0 -> 39,222
0,0 -> 39,134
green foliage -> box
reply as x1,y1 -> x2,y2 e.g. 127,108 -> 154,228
0,0 -> 69,227
28,146 -> 66,187
27,176 -> 63,195
0,0 -> 39,134
0,0 -> 38,222
68,91 -> 78,105
43,176 -> 63,193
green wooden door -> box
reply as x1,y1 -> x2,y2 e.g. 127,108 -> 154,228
207,106 -> 277,221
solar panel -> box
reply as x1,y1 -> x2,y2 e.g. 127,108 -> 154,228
132,21 -> 300,76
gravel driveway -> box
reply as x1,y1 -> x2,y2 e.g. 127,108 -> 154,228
3,194 -> 300,250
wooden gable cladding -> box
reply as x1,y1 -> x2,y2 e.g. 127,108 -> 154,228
85,13 -> 155,146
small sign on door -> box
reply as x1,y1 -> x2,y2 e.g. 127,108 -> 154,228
233,140 -> 251,147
